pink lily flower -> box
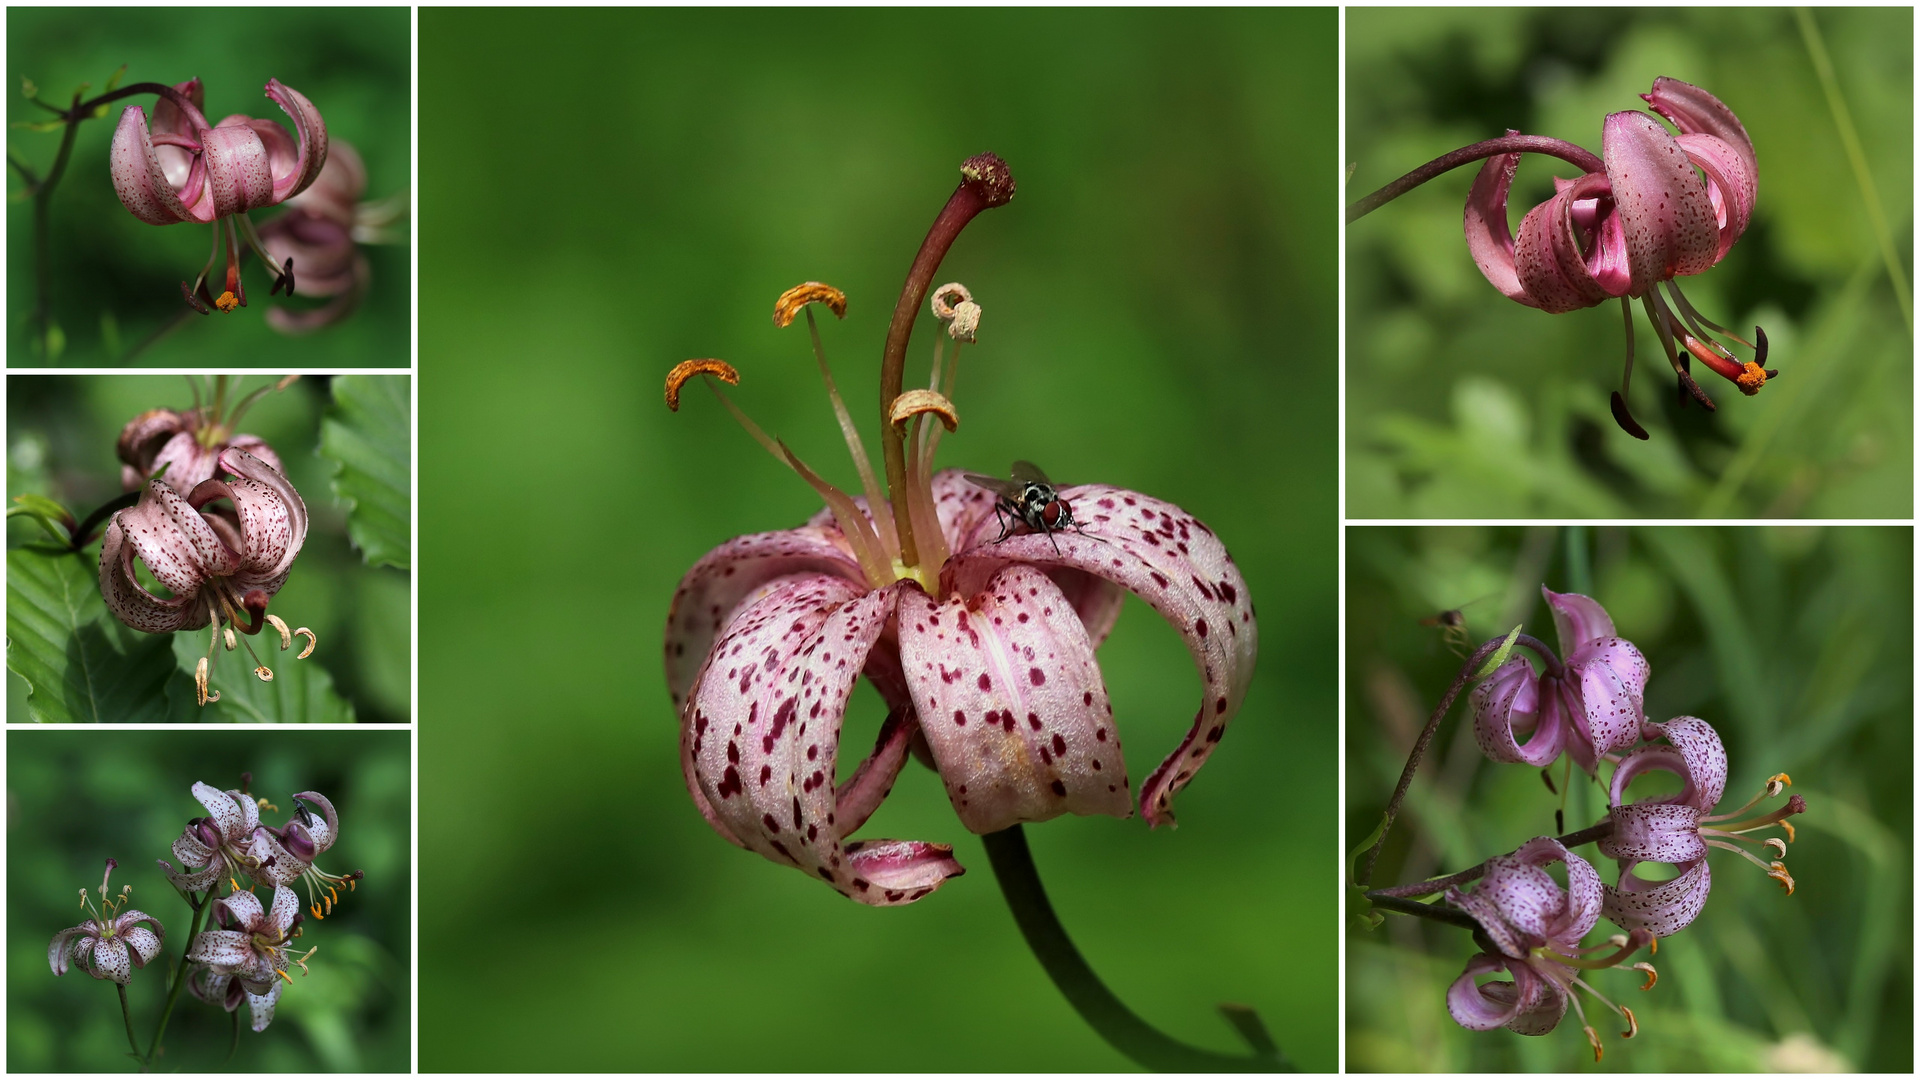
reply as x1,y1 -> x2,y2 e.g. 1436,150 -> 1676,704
97,446 -> 315,705
258,140 -> 403,334
117,407 -> 281,494
1599,716 -> 1805,937
665,157 -> 1256,907
1445,837 -> 1653,1060
1470,587 -> 1648,773
185,885 -> 312,1032
109,77 -> 327,313
49,860 -> 165,985
1464,77 -> 1772,437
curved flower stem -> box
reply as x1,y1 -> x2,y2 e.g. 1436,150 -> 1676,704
982,825 -> 1289,1073
1367,820 -> 1614,903
146,889 -> 208,1067
29,92 -> 83,357
117,982 -> 147,1071
69,490 -> 142,551
1346,134 -> 1605,223
879,154 -> 1015,569
1357,633 -> 1562,888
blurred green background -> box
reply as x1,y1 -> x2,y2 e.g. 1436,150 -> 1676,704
1345,526 -> 1911,1071
6,375 -> 412,723
419,8 -> 1335,1071
6,7 -> 410,366
1347,8 -> 1912,517
7,728 -> 411,1072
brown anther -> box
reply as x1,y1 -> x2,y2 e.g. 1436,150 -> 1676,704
254,665 -> 274,682
1764,837 -> 1787,857
1610,390 -> 1651,440
195,656 -> 214,706
772,282 -> 848,328
181,281 -> 212,314
887,389 -> 958,432
931,282 -> 973,320
223,627 -> 237,651
1584,1025 -> 1604,1062
665,359 -> 740,412
946,301 -> 981,343
1735,361 -> 1769,395
1620,1006 -> 1638,1039
1768,862 -> 1796,895
266,614 -> 293,651
1632,962 -> 1658,990
292,627 -> 316,660
215,291 -> 241,313
1677,368 -> 1718,411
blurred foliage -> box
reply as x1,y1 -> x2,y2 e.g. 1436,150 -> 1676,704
419,8 -> 1335,1071
6,7 -> 410,366
7,729 -> 411,1072
6,375 -> 411,723
1345,526 -> 1911,1071
1347,8 -> 1912,517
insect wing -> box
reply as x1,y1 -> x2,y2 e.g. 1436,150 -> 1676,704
963,472 -> 1024,499
1009,459 -> 1054,486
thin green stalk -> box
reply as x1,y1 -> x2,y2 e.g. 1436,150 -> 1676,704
981,825 -> 1289,1072
117,982 -> 147,1071
146,891 -> 208,1067
1797,7 -> 1912,334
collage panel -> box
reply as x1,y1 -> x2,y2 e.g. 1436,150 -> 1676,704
6,373 -> 412,723
1345,8 -> 1912,518
1344,525 -> 1912,1071
8,726 -> 411,1072
419,7 -> 1336,1072
6,7 -> 411,367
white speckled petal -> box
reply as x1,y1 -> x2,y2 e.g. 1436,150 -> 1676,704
89,938 -> 133,984
264,886 -> 300,936
192,782 -> 250,842
122,925 -> 164,968
187,929 -> 255,968
159,856 -> 224,891
213,888 -> 265,931
900,563 -> 1131,833
944,484 -> 1256,828
1603,857 -> 1711,937
48,925 -> 90,976
841,839 -> 967,904
291,790 -> 338,854
245,976 -> 285,1032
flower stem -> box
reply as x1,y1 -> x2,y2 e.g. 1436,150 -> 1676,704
878,154 -> 1015,569
117,982 -> 147,1071
146,890 -> 207,1067
1346,134 -> 1605,223
30,92 -> 83,358
981,825 -> 1289,1072
1366,819 -> 1614,903
68,490 -> 142,551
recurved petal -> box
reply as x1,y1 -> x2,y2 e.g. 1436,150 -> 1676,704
245,978 -> 285,1032
1643,76 -> 1756,192
1470,657 -> 1564,766
48,925 -> 89,976
159,856 -> 224,891
1570,651 -> 1645,758
90,938 -> 133,984
213,887 -> 266,931
831,707 -> 915,838
1544,587 -> 1616,653
1603,109 -> 1722,287
109,105 -> 201,225
122,925 -> 164,968
99,514 -> 204,634
900,564 -> 1132,834
1603,857 -> 1710,937
1462,139 -> 1536,306
187,929 -> 256,968
200,121 -> 275,218
123,479 -> 237,592
244,831 -> 308,887
1674,132 -> 1755,259
665,527 -> 868,712
1447,954 -> 1567,1035
1445,884 -> 1528,959
945,485 -> 1256,828
1639,716 -> 1726,810
1598,801 -> 1707,863
842,839 -> 967,906
192,781 -> 250,842
264,79 -> 328,203
211,448 -> 308,579
1513,174 -> 1620,313
1473,851 -> 1565,944
264,886 -> 301,935
291,790 -> 339,854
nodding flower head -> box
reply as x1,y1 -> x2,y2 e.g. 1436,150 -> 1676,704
185,885 -> 314,1032
258,140 -> 403,335
1471,587 -> 1648,773
49,859 -> 165,985
1600,716 -> 1805,937
663,155 -> 1256,906
116,376 -> 297,494
98,446 -> 316,705
1445,838 -> 1655,1061
109,77 -> 327,313
1462,77 -> 1770,439
159,781 -> 362,920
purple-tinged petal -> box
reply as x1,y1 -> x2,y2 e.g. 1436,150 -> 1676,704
1445,884 -> 1528,959
213,888 -> 265,930
1544,587 -> 1616,654
1569,648 -> 1645,757
1500,963 -> 1572,1036
122,926 -> 164,969
1470,657 -> 1565,766
1643,76 -> 1756,206
291,791 -> 338,854
186,929 -> 255,969
1545,839 -> 1603,942
945,485 -> 1256,828
263,79 -> 328,204
1447,954 -> 1567,1035
832,707 -> 913,838
1599,802 -> 1708,864
842,839 -> 967,906
209,448 -> 308,585
98,496 -> 210,635
899,564 -> 1132,833
1513,174 -> 1622,313
171,830 -> 216,866
244,832 -> 307,887
91,938 -> 134,984
110,105 -> 201,225
1673,132 -> 1755,260
264,886 -> 300,937
149,78 -> 207,190
244,978 -> 284,1032
192,782 -> 249,842
199,121 -> 275,218
1474,851 -> 1565,944
1623,716 -> 1725,810
665,527 -> 868,712
48,925 -> 90,976
1603,109 -> 1722,289
1463,138 -> 1536,306
1604,858 -> 1710,937
159,856 -> 224,892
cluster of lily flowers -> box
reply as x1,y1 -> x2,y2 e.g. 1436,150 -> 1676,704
110,75 -> 392,331
50,780 -> 361,1034
97,381 -> 317,706
1435,588 -> 1805,1058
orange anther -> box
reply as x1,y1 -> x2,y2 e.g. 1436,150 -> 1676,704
1621,1006 -> 1638,1039
665,359 -> 741,411
215,291 -> 240,313
772,282 -> 848,328
1632,962 -> 1657,990
887,389 -> 959,432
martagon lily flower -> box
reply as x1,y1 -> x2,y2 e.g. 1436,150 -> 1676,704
1599,716 -> 1805,937
665,156 -> 1256,907
258,140 -> 405,334
49,859 -> 165,985
185,885 -> 314,1032
1445,837 -> 1655,1061
110,77 -> 327,313
98,446 -> 316,705
1471,587 -> 1648,773
116,376 -> 297,495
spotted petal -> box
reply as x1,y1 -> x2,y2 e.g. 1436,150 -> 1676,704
159,855 -> 224,892
48,925 -> 91,977
1603,857 -> 1711,937
192,781 -> 251,842
683,574 -> 962,905
109,104 -> 204,225
1599,801 -> 1707,864
1544,587 -> 1616,654
98,481 -> 225,633
1644,76 -> 1756,254
1604,109 -> 1722,289
944,484 -> 1255,827
290,790 -> 339,855
263,79 -> 329,204
1470,656 -> 1565,766
1566,638 -> 1647,758
244,977 -> 285,1032
899,563 -> 1131,833
1514,172 -> 1626,312
203,447 -> 308,589
121,924 -> 165,969
1616,716 -> 1726,811
1447,953 -> 1568,1035
91,938 -> 134,984
187,929 -> 256,969
1462,137 -> 1534,306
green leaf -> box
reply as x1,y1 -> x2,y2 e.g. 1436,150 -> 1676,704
6,547 -> 178,722
1473,624 -> 1523,678
168,632 -> 355,723
319,375 -> 410,569
104,65 -> 125,92
21,77 -> 37,99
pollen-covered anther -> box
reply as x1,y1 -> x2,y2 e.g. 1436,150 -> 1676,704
887,389 -> 959,432
266,614 -> 293,651
665,359 -> 741,412
215,291 -> 241,313
1768,862 -> 1796,895
1735,362 -> 1772,395
1763,836 -> 1787,857
223,627 -> 237,651
194,656 -> 219,706
772,282 -> 848,328
930,282 -> 973,321
946,300 -> 982,343
1631,961 -> 1657,990
1584,1025 -> 1604,1062
254,665 -> 274,682
292,627 -> 316,660
1769,772 -> 1793,793
1620,1006 -> 1638,1039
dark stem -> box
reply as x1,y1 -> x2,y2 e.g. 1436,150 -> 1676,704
74,82 -> 203,122
70,491 -> 141,551
224,1005 -> 240,1065
1365,894 -> 1484,932
121,308 -> 196,365
31,93 -> 83,357
878,153 -> 1015,568
981,825 -> 1288,1073
146,890 -> 207,1067
1366,820 -> 1614,903
1346,134 -> 1606,223
117,982 -> 147,1071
